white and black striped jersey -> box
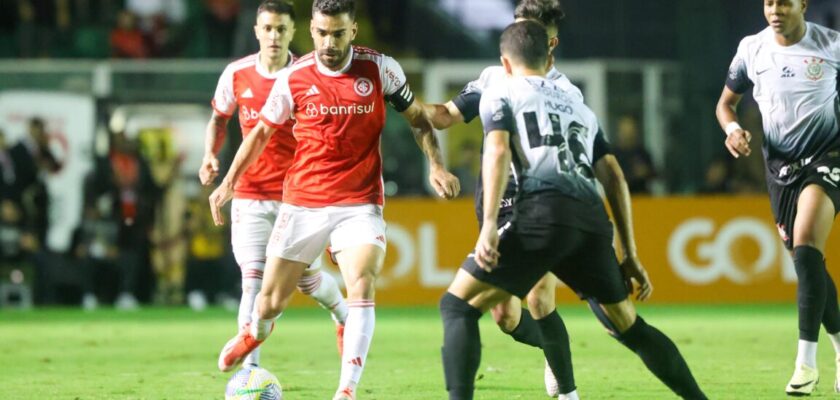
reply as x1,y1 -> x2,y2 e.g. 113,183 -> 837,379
479,75 -> 609,205
451,66 -> 590,222
727,22 -> 840,184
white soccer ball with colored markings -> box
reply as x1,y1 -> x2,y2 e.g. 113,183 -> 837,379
225,367 -> 283,400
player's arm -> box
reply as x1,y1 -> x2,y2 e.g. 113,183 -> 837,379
209,120 -> 277,225
594,147 -> 652,301
199,111 -> 230,185
715,87 -> 751,158
422,101 -> 465,130
209,71 -> 293,225
382,55 -> 459,199
716,47 -> 753,159
402,99 -> 460,199
475,128 -> 510,271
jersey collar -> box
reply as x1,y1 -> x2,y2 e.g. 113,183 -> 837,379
315,46 -> 354,76
255,51 -> 293,79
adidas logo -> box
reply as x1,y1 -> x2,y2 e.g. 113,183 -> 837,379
242,88 -> 254,98
306,85 -> 320,96
348,356 -> 363,367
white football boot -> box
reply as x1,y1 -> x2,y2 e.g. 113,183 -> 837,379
785,363 -> 819,396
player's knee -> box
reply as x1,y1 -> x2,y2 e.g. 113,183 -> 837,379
525,293 -> 555,319
490,304 -> 519,333
793,230 -> 820,249
345,271 -> 376,300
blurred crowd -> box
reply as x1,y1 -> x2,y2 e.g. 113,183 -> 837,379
0,0 -> 243,59
0,117 -> 240,310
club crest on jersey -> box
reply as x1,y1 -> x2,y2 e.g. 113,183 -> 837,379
804,57 -> 825,81
354,77 -> 374,97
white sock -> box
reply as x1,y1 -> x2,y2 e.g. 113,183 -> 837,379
298,270 -> 348,324
239,270 -> 263,367
561,389 -> 580,400
829,332 -> 840,356
796,340 -> 818,368
250,303 -> 279,341
337,300 -> 375,393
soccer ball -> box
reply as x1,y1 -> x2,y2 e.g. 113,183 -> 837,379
225,367 -> 283,400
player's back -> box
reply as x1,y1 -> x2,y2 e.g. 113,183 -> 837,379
481,75 -> 602,204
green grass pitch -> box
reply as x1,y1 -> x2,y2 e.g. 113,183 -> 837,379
0,304 -> 835,399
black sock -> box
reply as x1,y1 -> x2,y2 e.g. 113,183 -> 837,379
794,246 -> 827,341
619,316 -> 707,400
440,292 -> 483,400
822,259 -> 840,334
535,311 -> 576,394
507,309 -> 543,348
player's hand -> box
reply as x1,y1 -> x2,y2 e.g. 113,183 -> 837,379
474,224 -> 500,272
725,129 -> 752,158
209,181 -> 234,226
620,255 -> 653,301
199,154 -> 220,185
429,166 -> 461,199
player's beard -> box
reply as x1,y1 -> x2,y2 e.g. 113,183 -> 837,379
318,46 -> 347,69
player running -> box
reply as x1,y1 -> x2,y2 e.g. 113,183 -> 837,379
210,1 -> 460,399
439,21 -> 707,400
715,0 -> 840,395
199,0 -> 348,369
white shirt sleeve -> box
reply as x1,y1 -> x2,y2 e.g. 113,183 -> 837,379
379,55 -> 408,96
211,66 -> 236,117
259,69 -> 294,127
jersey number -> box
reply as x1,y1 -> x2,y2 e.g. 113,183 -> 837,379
817,166 -> 840,187
523,112 -> 595,179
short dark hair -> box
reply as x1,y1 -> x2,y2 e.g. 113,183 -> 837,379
29,117 -> 45,129
514,0 -> 565,30
312,0 -> 355,19
500,21 -> 549,70
257,0 -> 296,21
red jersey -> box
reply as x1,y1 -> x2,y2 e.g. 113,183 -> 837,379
260,46 -> 414,207
211,52 -> 297,200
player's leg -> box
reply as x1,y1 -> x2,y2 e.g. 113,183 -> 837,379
522,274 -> 573,399
594,299 -> 706,399
218,255 -> 308,372
787,183 -> 838,395
560,232 -> 706,399
230,199 -> 276,368
442,269 -> 515,400
490,275 -> 552,348
297,259 -> 348,355
328,205 -> 387,399
220,203 -> 332,372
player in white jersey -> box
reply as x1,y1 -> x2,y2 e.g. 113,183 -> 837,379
438,21 -> 707,400
199,1 -> 348,369
716,0 -> 840,395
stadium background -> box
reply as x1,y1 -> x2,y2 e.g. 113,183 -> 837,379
1,1 -> 840,398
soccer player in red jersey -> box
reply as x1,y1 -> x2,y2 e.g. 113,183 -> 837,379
199,1 -> 348,370
209,1 -> 460,398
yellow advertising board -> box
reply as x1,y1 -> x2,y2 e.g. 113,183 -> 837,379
290,196 -> 839,306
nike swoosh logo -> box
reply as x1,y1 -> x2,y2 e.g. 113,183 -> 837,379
789,380 -> 815,389
757,68 -> 771,75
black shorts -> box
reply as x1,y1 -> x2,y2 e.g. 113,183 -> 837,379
767,151 -> 840,250
461,194 -> 627,304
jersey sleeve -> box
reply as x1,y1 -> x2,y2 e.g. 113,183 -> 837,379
452,67 -> 497,123
259,69 -> 294,128
211,66 -> 236,118
380,55 -> 415,112
478,85 -> 514,135
591,127 -> 612,163
725,40 -> 752,94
